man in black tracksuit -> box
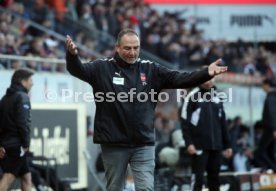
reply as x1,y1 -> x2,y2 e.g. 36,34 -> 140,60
0,68 -> 34,191
180,78 -> 232,191
66,28 -> 228,191
254,78 -> 276,172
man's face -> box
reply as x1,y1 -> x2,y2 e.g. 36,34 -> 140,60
116,34 -> 140,64
21,77 -> 33,92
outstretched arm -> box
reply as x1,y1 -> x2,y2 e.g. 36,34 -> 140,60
156,59 -> 227,89
65,35 -> 96,83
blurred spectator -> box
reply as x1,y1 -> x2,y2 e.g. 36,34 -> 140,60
233,144 -> 253,172
27,0 -> 54,36
92,3 -> 108,32
155,114 -> 176,144
11,60 -> 22,69
24,53 -> 38,70
0,20 -> 9,35
5,34 -> 19,55
0,33 -> 6,53
228,116 -> 243,153
25,37 -> 47,57
233,127 -> 253,172
253,120 -> 263,146
105,4 -> 120,37
9,2 -> 30,19
79,3 -> 96,30
65,0 -> 78,22
47,0 -> 66,16
243,55 -> 257,75
205,45 -> 220,65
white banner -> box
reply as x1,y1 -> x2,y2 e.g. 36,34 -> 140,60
152,5 -> 276,41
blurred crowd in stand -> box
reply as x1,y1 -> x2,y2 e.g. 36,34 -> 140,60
0,0 -> 275,77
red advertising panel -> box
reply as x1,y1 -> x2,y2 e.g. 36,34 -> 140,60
144,0 -> 276,4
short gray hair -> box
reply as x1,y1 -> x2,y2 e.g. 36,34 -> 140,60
116,28 -> 139,45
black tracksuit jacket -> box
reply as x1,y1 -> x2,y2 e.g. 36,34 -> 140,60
262,90 -> 276,133
0,84 -> 31,149
180,87 -> 230,150
66,52 -> 212,146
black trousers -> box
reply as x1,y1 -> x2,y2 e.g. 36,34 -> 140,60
191,150 -> 222,191
254,130 -> 276,171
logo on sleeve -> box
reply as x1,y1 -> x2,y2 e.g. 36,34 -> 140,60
140,73 -> 147,86
23,104 -> 30,109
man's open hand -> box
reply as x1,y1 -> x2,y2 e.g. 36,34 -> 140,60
66,35 -> 78,55
208,59 -> 228,76
187,144 -> 197,155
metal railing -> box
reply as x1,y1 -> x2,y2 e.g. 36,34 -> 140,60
0,54 -> 65,72
0,54 -> 65,64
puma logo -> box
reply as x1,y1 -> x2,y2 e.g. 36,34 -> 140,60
115,71 -> 121,77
